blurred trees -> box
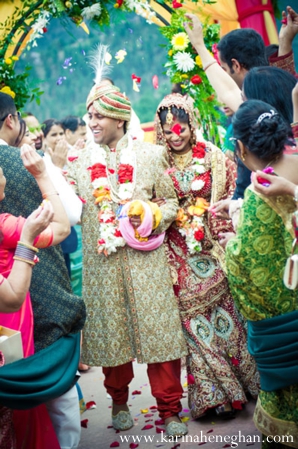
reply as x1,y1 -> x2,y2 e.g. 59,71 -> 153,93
17,10 -> 171,123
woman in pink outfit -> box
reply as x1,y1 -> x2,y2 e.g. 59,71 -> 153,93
0,145 -> 70,449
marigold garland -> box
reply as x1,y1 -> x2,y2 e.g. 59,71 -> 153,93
168,142 -> 211,254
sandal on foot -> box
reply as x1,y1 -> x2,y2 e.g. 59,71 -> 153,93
166,421 -> 188,438
215,404 -> 235,419
112,410 -> 134,431
78,362 -> 90,373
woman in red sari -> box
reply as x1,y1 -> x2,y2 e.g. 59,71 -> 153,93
154,93 -> 260,419
0,144 -> 70,449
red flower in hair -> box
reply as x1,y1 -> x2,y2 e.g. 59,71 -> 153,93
118,164 -> 134,183
89,163 -> 106,181
114,230 -> 122,237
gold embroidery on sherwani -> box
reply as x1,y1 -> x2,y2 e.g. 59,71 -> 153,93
67,136 -> 187,367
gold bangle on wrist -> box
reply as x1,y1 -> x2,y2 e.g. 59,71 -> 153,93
18,241 -> 38,253
203,60 -> 217,71
13,256 -> 35,266
42,191 -> 59,199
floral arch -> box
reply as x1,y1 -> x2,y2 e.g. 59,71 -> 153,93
0,0 -> 278,142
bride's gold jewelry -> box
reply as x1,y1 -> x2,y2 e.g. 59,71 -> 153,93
166,108 -> 174,125
172,150 -> 192,170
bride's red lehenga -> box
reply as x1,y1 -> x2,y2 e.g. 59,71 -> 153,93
155,94 -> 260,418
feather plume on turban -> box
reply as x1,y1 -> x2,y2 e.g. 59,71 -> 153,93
86,45 -> 131,122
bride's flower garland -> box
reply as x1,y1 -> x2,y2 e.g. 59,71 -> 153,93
170,142 -> 210,254
88,136 -> 136,256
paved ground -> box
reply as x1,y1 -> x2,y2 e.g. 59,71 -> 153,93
78,363 -> 261,449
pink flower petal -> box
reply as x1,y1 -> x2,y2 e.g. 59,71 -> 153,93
81,419 -> 88,428
110,442 -> 120,448
152,75 -> 159,89
132,390 -> 142,395
155,419 -> 164,425
86,401 -> 96,410
156,427 -> 164,433
187,374 -> 195,385
149,406 -> 157,410
207,429 -> 213,433
141,425 -> 154,430
144,414 -> 154,417
130,444 -> 139,449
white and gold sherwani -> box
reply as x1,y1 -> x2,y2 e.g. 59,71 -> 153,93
67,134 -> 187,367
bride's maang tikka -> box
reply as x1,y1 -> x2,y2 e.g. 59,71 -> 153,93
166,107 -> 174,125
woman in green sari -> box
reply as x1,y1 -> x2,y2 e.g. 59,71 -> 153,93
226,99 -> 298,449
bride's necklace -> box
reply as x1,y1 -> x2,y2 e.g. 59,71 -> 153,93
172,150 -> 192,171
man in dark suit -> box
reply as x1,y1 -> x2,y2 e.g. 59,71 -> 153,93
0,92 -> 86,449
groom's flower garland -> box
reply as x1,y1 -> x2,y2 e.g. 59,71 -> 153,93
169,142 -> 210,254
87,137 -> 136,256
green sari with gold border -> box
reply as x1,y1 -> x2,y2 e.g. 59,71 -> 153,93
226,186 -> 298,448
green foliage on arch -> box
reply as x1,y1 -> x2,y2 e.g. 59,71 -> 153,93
0,0 -> 223,143
0,1 -> 157,109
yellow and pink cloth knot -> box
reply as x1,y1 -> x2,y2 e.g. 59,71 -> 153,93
119,200 -> 165,250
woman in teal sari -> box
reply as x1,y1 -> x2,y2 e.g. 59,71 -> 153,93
226,99 -> 298,449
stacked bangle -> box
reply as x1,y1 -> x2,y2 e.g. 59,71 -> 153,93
42,191 -> 59,199
13,241 -> 39,266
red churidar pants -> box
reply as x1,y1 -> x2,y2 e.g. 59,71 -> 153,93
103,359 -> 183,420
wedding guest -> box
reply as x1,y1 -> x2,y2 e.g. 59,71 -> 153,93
226,99 -> 298,449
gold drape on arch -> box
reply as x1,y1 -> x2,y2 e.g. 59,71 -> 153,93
150,0 -> 278,43
1,0 -> 278,58
0,0 -> 36,58
150,0 -> 239,35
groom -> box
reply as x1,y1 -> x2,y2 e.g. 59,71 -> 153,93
67,80 -> 188,438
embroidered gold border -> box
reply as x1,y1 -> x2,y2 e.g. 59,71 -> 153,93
254,397 -> 298,448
